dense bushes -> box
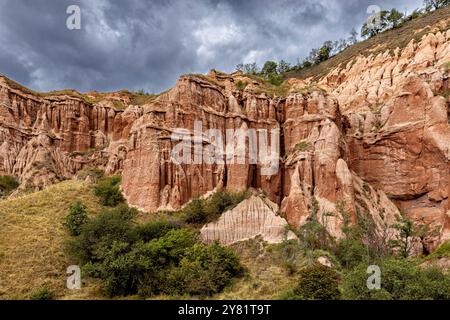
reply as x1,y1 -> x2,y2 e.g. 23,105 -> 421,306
64,201 -> 89,236
136,220 -> 181,242
67,205 -> 138,264
94,176 -> 124,206
343,258 -> 450,300
296,264 -> 341,300
165,242 -> 244,296
280,197 -> 450,300
181,190 -> 250,225
67,205 -> 243,297
281,264 -> 341,300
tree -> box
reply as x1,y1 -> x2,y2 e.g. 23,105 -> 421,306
387,9 -> 404,28
261,61 -> 278,77
293,264 -> 341,300
348,28 -> 359,46
94,176 -> 124,207
317,41 -> 333,63
424,0 -> 450,12
236,63 -> 259,75
389,217 -> 438,258
64,201 -> 89,236
343,258 -> 450,300
277,60 -> 291,74
361,10 -> 390,38
307,41 -> 334,65
182,198 -> 207,224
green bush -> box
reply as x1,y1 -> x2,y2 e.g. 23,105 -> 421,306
203,190 -> 249,219
94,176 -> 124,206
335,238 -> 366,270
136,220 -> 180,242
266,73 -> 284,86
64,201 -> 89,236
84,240 -> 160,297
165,242 -> 244,296
81,228 -> 198,297
182,190 -> 250,225
182,198 -> 207,224
426,241 -> 450,260
0,175 -> 19,197
343,258 -> 450,300
30,287 -> 54,300
67,205 -> 243,298
293,264 -> 341,300
67,205 -> 138,264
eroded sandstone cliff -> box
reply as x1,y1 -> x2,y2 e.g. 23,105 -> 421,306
1,21 -> 449,249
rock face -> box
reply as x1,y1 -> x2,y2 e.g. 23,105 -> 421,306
200,193 -> 297,245
0,25 -> 449,248
0,77 -> 141,190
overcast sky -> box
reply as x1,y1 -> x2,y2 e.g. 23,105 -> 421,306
0,0 -> 424,93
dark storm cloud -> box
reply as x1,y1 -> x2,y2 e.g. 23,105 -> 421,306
0,0 -> 423,93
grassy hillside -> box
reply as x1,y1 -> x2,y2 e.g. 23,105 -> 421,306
0,179 -> 298,300
216,239 -> 303,300
0,180 -> 104,300
286,6 -> 450,81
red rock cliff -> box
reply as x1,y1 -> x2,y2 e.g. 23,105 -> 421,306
0,28 -> 449,250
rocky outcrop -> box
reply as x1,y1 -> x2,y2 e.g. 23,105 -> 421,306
308,29 -> 450,249
121,74 -> 282,211
0,77 -> 141,190
1,25 -> 449,248
200,193 -> 297,245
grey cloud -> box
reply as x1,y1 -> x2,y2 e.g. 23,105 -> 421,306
0,0 -> 424,93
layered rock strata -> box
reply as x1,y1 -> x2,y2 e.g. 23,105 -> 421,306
0,27 -> 449,248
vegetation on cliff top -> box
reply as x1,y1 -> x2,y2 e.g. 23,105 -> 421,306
235,4 -> 450,83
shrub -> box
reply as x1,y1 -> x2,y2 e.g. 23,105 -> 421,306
390,217 -> 438,258
266,73 -> 284,86
67,205 -> 138,263
293,264 -> 341,300
64,201 -> 89,236
182,198 -> 207,224
165,242 -> 244,296
334,204 -> 367,269
235,80 -> 248,91
136,220 -> 180,242
67,205 -> 243,298
30,287 -> 54,300
294,140 -> 311,152
182,190 -> 250,225
94,176 -> 124,206
84,240 -> 161,297
343,258 -> 450,300
335,238 -> 366,270
0,175 -> 19,197
297,218 -> 334,252
203,190 -> 249,219
426,241 -> 450,260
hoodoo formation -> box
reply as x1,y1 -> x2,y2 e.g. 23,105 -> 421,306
1,13 -> 450,254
